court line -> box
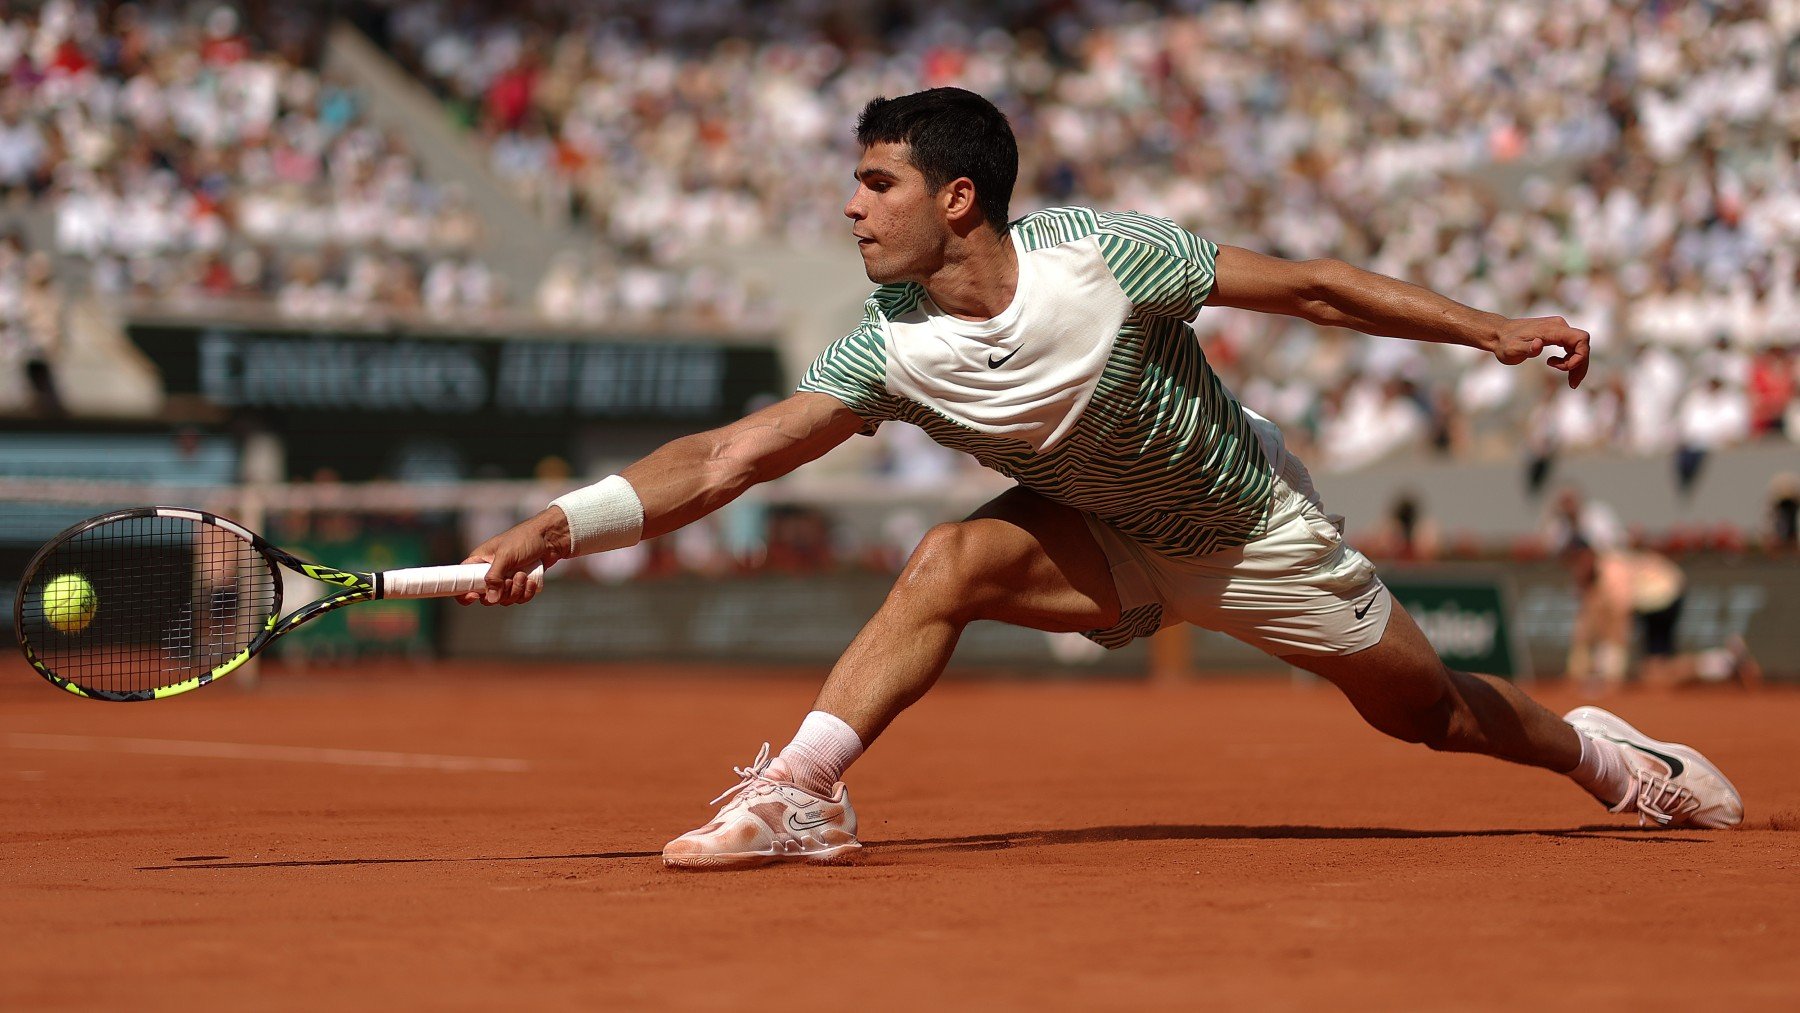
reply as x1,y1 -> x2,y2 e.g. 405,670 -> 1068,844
2,732 -> 530,773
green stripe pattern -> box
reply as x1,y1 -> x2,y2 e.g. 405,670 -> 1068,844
798,206 -> 1274,559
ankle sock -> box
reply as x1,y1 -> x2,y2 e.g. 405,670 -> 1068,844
772,711 -> 864,795
1564,727 -> 1632,807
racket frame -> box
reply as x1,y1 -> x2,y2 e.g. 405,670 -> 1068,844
14,506 -> 382,702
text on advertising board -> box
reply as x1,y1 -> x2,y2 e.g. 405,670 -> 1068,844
196,332 -> 729,416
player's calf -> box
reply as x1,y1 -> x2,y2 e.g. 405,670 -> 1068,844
1346,679 -> 1466,752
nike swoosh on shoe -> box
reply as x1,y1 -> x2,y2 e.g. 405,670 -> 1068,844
1597,734 -> 1685,777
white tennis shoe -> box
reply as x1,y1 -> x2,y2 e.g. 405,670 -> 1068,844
1564,706 -> 1743,829
662,743 -> 861,869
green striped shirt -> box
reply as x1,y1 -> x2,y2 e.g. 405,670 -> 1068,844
799,206 -> 1275,558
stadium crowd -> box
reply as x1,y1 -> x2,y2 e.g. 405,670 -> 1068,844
0,0 -> 529,322
371,0 -> 1800,472
0,0 -> 1795,476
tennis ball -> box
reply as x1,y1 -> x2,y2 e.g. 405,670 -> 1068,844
42,573 -> 98,634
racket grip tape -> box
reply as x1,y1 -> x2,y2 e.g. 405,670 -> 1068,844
379,563 -> 546,600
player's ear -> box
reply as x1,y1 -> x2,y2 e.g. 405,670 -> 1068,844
941,177 -> 979,225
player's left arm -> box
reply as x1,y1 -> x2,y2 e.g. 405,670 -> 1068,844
1208,246 -> 1590,388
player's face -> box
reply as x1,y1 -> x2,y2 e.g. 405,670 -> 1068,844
845,143 -> 948,284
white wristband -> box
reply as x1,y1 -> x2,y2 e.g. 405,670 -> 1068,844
550,475 -> 644,555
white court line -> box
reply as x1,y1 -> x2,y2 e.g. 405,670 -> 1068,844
2,732 -> 530,773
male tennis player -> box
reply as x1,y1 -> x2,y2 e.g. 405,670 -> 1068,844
462,88 -> 1743,868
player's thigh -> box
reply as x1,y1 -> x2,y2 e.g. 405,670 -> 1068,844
1280,598 -> 1454,719
941,487 -> 1121,632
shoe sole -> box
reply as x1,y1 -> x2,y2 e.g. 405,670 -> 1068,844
662,841 -> 862,870
1565,706 -> 1743,828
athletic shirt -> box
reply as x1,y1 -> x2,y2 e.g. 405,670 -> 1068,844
798,206 -> 1276,559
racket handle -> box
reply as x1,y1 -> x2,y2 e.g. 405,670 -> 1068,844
379,563 -> 546,600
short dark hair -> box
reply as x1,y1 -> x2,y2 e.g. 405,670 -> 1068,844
855,88 -> 1017,233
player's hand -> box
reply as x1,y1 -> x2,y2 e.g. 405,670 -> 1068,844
1489,316 -> 1591,388
457,507 -> 571,606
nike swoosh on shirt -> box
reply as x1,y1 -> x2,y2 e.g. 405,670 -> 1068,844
987,347 -> 1022,368
1354,591 -> 1380,619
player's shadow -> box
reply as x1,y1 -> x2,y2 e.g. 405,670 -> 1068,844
136,823 -> 1695,872
138,849 -> 664,871
870,823 -> 1703,853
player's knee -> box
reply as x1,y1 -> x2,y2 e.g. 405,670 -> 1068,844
1419,712 -> 1482,754
896,521 -> 1008,619
897,521 -> 983,592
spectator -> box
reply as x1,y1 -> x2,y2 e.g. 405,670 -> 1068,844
0,97 -> 48,195
1541,486 -> 1625,555
1317,374 -> 1427,472
1362,490 -> 1442,562
1747,344 -> 1795,438
0,246 -> 65,414
1623,342 -> 1686,454
1769,474 -> 1799,552
276,252 -> 341,319
1674,374 -> 1750,492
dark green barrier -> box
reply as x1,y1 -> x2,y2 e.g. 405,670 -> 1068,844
272,531 -> 434,662
1384,577 -> 1528,679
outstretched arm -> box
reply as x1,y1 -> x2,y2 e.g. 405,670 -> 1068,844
1209,246 -> 1590,388
460,392 -> 865,604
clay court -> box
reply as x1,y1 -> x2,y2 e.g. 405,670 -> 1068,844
4,663 -> 1797,1010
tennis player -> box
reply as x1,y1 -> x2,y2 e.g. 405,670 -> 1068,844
462,89 -> 1743,868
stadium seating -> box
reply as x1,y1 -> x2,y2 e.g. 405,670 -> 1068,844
0,0 -> 1794,496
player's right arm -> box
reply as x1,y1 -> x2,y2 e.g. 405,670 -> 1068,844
1209,245 -> 1591,389
459,392 -> 865,604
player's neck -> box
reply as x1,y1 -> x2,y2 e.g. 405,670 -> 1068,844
921,230 -> 1018,322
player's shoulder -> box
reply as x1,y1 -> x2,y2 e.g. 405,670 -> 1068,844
862,282 -> 928,324
1092,208 -> 1209,257
1009,206 -> 1102,251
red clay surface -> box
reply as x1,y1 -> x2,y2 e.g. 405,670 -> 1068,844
4,661 -> 1798,1011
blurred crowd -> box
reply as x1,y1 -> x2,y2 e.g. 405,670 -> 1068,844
369,0 -> 1800,472
0,0 -> 527,321
1,0 -> 1796,475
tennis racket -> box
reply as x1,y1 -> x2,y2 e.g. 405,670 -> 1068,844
12,506 -> 541,702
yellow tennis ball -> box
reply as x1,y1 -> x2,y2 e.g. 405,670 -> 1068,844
42,574 -> 98,633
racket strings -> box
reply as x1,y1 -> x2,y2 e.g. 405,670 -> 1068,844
19,514 -> 277,695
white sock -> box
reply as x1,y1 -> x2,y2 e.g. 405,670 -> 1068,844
772,711 -> 864,795
1564,728 -> 1632,807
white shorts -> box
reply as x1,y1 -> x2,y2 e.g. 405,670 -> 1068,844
1080,433 -> 1391,659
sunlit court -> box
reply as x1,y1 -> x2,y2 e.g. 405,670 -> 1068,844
5,0 -> 1800,1008
3,666 -> 1798,1008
